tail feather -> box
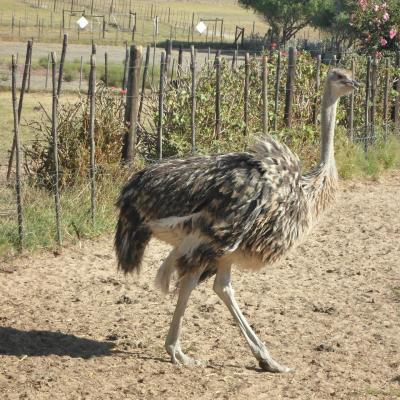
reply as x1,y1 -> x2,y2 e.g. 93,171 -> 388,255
114,200 -> 152,274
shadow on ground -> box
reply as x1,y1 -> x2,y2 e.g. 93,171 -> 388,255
0,327 -> 115,358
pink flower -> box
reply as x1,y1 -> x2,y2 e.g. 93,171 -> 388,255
120,89 -> 127,95
359,0 -> 368,11
380,37 -> 388,46
271,42 -> 277,49
383,12 -> 390,21
389,28 -> 397,39
375,51 -> 383,59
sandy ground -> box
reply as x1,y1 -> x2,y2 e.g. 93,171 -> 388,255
0,172 -> 399,399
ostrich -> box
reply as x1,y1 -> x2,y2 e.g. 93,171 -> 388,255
115,68 -> 359,372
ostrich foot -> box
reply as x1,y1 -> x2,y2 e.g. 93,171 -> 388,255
166,345 -> 202,366
258,358 -> 294,373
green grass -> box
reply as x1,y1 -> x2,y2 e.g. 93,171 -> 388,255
0,176 -> 121,258
335,133 -> 400,179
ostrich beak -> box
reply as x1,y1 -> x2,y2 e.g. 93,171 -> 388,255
346,79 -> 360,89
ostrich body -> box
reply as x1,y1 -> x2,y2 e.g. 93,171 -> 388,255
115,68 -> 359,372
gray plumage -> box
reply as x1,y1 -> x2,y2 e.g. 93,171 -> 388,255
114,68 -> 359,372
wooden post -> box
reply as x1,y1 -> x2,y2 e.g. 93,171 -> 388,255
27,40 -> 32,93
312,54 -> 321,125
177,44 -> 183,81
262,55 -> 268,136
349,58 -> 355,141
284,47 -> 296,128
215,49 -> 221,139
394,51 -> 400,133
88,54 -> 96,227
273,51 -> 281,131
7,40 -> 32,182
57,33 -> 68,96
383,58 -> 390,142
165,38 -> 172,77
232,49 -> 237,71
138,44 -> 151,123
370,55 -> 378,141
11,55 -> 24,252
157,52 -> 166,160
244,52 -> 250,135
122,43 -> 129,90
104,52 -> 108,87
123,45 -> 142,163
50,52 -> 62,246
191,12 -> 194,42
45,52 -> 50,89
364,56 -> 371,153
190,45 -> 196,154
79,55 -> 83,91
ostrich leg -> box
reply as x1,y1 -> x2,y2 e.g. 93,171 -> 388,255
165,272 -> 202,365
213,264 -> 292,373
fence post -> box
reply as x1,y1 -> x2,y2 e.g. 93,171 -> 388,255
88,54 -> 96,227
27,39 -> 32,93
79,55 -> 83,91
273,51 -> 281,131
244,52 -> 250,135
7,39 -> 32,182
214,49 -> 221,139
190,45 -> 196,154
370,55 -> 378,141
157,52 -> 166,160
123,45 -> 142,163
349,58 -> 355,141
231,49 -> 237,71
104,52 -> 108,87
262,54 -> 268,136
11,55 -> 24,252
383,57 -> 390,142
122,43 -> 129,90
165,38 -> 172,77
138,44 -> 151,123
284,47 -> 296,128
177,44 -> 183,82
312,53 -> 321,125
51,52 -> 62,246
364,56 -> 371,153
57,33 -> 68,96
394,51 -> 400,133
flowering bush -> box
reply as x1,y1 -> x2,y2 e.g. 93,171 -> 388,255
351,0 -> 400,52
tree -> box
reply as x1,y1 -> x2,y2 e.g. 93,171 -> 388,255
238,0 -> 324,44
310,0 -> 358,50
312,0 -> 400,53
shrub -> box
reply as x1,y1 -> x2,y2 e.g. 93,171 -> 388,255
24,84 -> 126,189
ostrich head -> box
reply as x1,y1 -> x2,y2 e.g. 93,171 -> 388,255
326,68 -> 360,99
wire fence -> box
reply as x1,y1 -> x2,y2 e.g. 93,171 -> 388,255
1,36 -> 400,255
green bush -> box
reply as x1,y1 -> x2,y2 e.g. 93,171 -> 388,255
24,84 -> 126,189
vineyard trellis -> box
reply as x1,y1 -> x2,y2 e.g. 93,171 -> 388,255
0,0 -> 272,46
3,36 -> 400,253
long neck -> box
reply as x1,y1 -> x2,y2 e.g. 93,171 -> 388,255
320,87 -> 339,168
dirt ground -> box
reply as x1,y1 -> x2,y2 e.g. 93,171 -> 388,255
0,172 -> 399,399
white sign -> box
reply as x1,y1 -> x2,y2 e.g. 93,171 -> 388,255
196,21 -> 207,34
76,16 -> 88,29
